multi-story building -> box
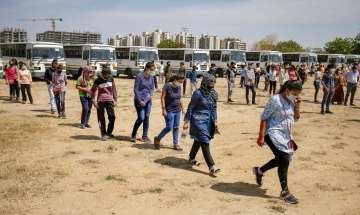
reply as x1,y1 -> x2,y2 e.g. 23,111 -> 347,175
220,37 -> 246,50
36,31 -> 101,44
175,32 -> 199,49
0,28 -> 27,43
199,34 -> 220,49
109,29 -> 172,47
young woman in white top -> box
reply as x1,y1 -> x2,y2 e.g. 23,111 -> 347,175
17,62 -> 33,104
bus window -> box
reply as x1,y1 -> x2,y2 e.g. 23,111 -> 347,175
26,49 -> 31,59
116,48 -> 130,59
300,57 -> 308,63
318,55 -> 328,63
222,54 -> 229,62
246,52 -> 260,61
185,54 -> 192,62
210,51 -> 221,61
83,50 -> 89,60
261,55 -> 269,62
130,52 -> 138,61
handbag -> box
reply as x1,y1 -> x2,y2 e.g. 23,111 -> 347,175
281,97 -> 298,152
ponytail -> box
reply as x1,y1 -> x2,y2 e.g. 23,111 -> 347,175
278,80 -> 302,94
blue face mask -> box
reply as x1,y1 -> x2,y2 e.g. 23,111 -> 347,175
288,94 -> 297,103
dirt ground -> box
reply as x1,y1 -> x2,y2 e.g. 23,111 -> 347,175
0,76 -> 359,215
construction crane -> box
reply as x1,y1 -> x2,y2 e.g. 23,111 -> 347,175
19,18 -> 63,31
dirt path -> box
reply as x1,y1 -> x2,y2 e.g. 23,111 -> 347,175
0,77 -> 359,215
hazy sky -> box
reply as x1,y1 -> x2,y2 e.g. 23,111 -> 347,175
1,0 -> 360,49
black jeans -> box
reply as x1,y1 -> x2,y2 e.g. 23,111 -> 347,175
260,135 -> 292,192
97,101 -> 116,137
153,75 -> 158,89
9,81 -> 20,100
20,84 -> 33,103
189,140 -> 215,168
314,81 -> 320,101
344,83 -> 357,105
183,79 -> 187,96
269,81 -> 277,95
54,91 -> 66,116
245,85 -> 256,104
255,74 -> 260,88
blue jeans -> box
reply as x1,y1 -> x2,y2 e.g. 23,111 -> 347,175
131,100 -> 152,139
344,83 -> 357,105
156,111 -> 181,146
321,88 -> 333,112
80,96 -> 92,126
55,91 -> 66,116
47,84 -> 57,112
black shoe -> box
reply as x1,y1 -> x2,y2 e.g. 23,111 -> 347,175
252,167 -> 263,186
320,110 -> 325,115
280,190 -> 299,204
325,110 -> 333,114
154,137 -> 160,150
350,104 -> 356,106
344,103 -> 348,106
188,158 -> 198,166
107,134 -> 115,139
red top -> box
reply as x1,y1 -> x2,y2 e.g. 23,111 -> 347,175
5,66 -> 17,81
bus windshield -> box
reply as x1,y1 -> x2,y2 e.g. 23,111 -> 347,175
270,54 -> 282,63
139,51 -> 159,61
231,51 -> 246,62
329,57 -> 340,64
33,47 -> 64,59
90,49 -> 115,61
309,56 -> 317,63
194,53 -> 209,62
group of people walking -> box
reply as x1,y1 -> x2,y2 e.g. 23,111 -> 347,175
2,56 -> 360,205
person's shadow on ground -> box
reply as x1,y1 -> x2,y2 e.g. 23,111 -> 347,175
154,156 -> 211,177
210,182 -> 274,199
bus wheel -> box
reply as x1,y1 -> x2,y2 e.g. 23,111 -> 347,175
216,68 -> 224,77
125,68 -> 133,78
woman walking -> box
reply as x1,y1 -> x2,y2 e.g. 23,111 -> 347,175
52,64 -> 67,118
131,62 -> 155,143
313,65 -> 323,103
76,66 -> 95,129
253,80 -> 303,204
154,75 -> 185,150
4,58 -> 20,102
18,62 -> 33,104
245,64 -> 256,105
183,74 -> 220,176
331,68 -> 345,105
268,65 -> 278,95
92,67 -> 117,141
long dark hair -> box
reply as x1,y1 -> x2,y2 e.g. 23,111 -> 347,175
278,80 -> 303,94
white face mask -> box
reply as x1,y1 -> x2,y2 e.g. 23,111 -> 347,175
288,94 -> 297,103
175,82 -> 182,87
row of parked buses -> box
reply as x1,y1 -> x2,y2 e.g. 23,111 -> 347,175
0,41 -> 359,79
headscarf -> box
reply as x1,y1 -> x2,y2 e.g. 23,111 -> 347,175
82,66 -> 94,87
199,73 -> 218,104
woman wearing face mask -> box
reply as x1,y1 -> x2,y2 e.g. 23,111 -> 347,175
331,68 -> 345,105
131,62 -> 155,143
154,75 -> 185,150
321,65 -> 335,114
5,58 -> 20,102
183,74 -> 220,176
253,80 -> 302,204
18,62 -> 33,104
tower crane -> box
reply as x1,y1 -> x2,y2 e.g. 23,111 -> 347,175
19,18 -> 63,31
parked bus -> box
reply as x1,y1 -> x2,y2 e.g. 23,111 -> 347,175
115,46 -> 159,78
0,49 -> 3,78
282,52 -> 318,67
64,44 -> 117,78
209,49 -> 246,77
245,51 -> 283,69
317,54 -> 345,67
0,42 -> 66,79
158,48 -> 210,76
345,54 -> 360,65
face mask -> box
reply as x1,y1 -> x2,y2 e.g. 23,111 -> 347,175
288,94 -> 297,103
175,82 -> 182,87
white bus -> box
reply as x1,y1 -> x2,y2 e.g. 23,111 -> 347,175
0,49 -> 3,78
282,52 -> 318,67
0,42 -> 66,79
345,55 -> 360,65
209,49 -> 246,76
245,51 -> 283,69
115,46 -> 159,78
158,48 -> 210,76
64,44 -> 117,78
318,54 -> 346,67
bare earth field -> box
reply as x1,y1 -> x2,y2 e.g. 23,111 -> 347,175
0,77 -> 359,215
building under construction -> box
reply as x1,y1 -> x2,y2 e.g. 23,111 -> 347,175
0,28 -> 27,43
36,31 -> 102,44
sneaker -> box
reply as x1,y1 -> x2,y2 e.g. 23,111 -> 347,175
130,136 -> 136,143
80,125 -> 86,129
350,104 -> 356,106
325,110 -> 333,114
320,110 -> 325,115
188,158 -> 198,166
85,124 -> 92,128
154,137 -> 160,150
280,191 -> 299,204
101,135 -> 108,141
252,167 -> 263,186
173,145 -> 183,151
209,166 -> 221,176
51,110 -> 56,114
141,137 -> 151,143
107,134 -> 115,139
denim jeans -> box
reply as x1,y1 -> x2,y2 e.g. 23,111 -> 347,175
245,85 -> 256,104
80,96 -> 92,126
55,91 -> 66,116
314,81 -> 321,101
321,88 -> 333,112
47,84 -> 57,112
20,84 -> 33,103
156,111 -> 181,146
97,101 -> 115,136
344,83 -> 357,105
131,100 -> 152,139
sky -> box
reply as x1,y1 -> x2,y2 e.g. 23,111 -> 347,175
1,0 -> 360,49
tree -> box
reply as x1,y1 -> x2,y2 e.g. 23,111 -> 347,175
324,37 -> 354,54
352,32 -> 360,54
157,39 -> 185,48
253,34 -> 278,51
274,40 -> 304,52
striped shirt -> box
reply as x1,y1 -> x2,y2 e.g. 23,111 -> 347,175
92,77 -> 117,103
